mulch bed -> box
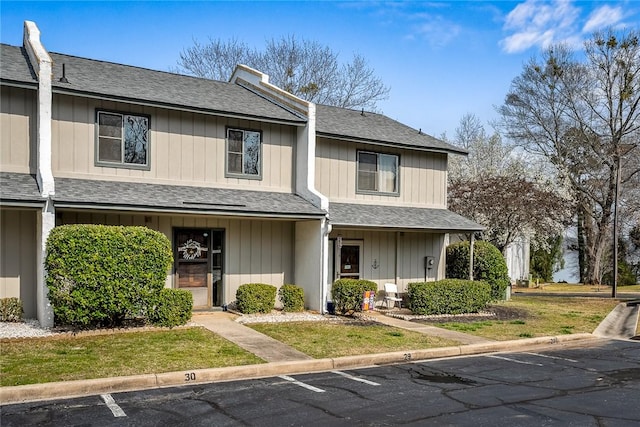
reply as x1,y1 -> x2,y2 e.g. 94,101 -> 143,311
396,305 -> 531,324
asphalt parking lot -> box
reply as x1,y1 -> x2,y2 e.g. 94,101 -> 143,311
2,338 -> 639,426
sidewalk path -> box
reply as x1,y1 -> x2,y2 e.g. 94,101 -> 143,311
365,311 -> 494,345
192,312 -> 313,362
193,310 -> 493,366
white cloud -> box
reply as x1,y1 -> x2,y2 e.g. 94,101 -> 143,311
583,5 -> 623,33
411,15 -> 462,48
501,0 -> 582,53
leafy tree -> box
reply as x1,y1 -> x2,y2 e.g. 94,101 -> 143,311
176,35 -> 390,110
530,235 -> 564,282
448,113 -> 524,181
448,174 -> 573,254
497,28 -> 640,285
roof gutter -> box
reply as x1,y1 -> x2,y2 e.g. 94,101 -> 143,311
52,201 -> 326,220
317,132 -> 469,156
0,200 -> 47,208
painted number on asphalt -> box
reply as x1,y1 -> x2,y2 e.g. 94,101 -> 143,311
185,372 -> 196,382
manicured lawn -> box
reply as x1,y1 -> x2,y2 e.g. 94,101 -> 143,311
0,327 -> 263,386
248,321 -> 459,358
436,296 -> 620,340
1,296 -> 633,387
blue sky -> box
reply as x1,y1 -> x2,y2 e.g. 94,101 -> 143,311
1,1 -> 638,138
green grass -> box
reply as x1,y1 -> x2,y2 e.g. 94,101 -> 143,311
436,296 -> 619,341
1,295 -> 632,387
248,322 -> 459,358
515,283 -> 640,293
0,327 -> 263,386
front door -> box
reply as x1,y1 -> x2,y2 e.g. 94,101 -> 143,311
175,228 -> 224,309
337,241 -> 363,280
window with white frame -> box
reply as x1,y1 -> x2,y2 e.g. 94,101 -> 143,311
357,151 -> 399,194
96,111 -> 150,169
226,128 -> 262,178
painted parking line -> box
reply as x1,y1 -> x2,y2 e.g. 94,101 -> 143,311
524,352 -> 579,363
486,355 -> 543,366
331,370 -> 380,386
100,394 -> 127,418
278,375 -> 325,393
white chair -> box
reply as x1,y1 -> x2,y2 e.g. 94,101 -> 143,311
384,283 -> 402,309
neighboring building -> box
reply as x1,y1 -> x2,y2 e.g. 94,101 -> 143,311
505,236 -> 530,285
0,22 -> 482,326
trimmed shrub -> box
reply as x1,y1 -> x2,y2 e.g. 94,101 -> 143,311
148,288 -> 193,328
331,279 -> 377,315
0,297 -> 23,322
446,240 -> 510,300
236,283 -> 277,314
279,284 -> 305,312
408,280 -> 492,315
45,224 -> 173,327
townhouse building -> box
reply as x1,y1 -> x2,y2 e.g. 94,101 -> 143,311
0,22 -> 482,327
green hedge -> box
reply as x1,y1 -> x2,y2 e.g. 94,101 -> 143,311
45,224 -> 173,327
147,288 -> 193,328
279,284 -> 305,312
331,279 -> 377,315
236,283 -> 277,314
407,280 -> 492,315
446,240 -> 510,300
0,297 -> 23,322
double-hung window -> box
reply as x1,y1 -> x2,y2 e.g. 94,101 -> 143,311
226,128 -> 262,179
357,151 -> 399,194
96,111 -> 150,169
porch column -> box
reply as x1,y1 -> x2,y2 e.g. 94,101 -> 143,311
36,201 -> 55,327
294,220 -> 324,312
469,233 -> 475,281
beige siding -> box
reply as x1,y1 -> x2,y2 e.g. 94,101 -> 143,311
0,86 -> 36,173
330,229 -> 445,294
51,94 -> 296,192
57,211 -> 295,305
0,208 -> 38,318
315,137 -> 448,207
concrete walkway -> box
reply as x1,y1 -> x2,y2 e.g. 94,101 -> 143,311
192,312 -> 313,362
365,311 -> 494,345
593,301 -> 640,339
192,310 -> 493,365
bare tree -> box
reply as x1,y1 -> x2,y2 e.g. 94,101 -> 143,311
176,35 -> 390,111
497,28 -> 640,285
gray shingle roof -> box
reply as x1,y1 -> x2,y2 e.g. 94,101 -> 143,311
329,202 -> 483,231
0,44 -> 37,86
2,42 -> 466,156
53,178 -> 326,218
47,51 -> 306,124
0,172 -> 44,206
316,104 -> 466,155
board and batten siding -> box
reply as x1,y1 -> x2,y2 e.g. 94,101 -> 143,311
57,211 -> 295,304
315,137 -> 448,207
0,86 -> 37,173
50,94 -> 296,192
0,208 -> 38,318
330,229 -> 445,294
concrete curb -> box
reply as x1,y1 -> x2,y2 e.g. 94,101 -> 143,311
0,333 -> 598,405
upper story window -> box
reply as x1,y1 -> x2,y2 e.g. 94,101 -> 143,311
226,128 -> 262,179
96,111 -> 150,169
357,151 -> 399,195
